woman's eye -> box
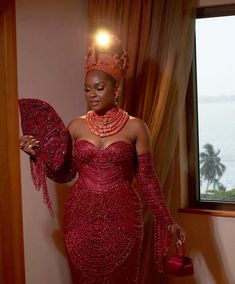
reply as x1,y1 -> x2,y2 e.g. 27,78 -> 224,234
97,86 -> 104,91
84,88 -> 90,92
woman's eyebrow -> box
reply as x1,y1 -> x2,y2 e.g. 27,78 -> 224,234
94,81 -> 105,86
85,81 -> 105,87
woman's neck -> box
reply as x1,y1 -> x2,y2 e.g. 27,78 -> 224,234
86,105 -> 128,138
94,104 -> 118,116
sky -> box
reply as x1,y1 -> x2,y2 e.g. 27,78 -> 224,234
196,15 -> 235,97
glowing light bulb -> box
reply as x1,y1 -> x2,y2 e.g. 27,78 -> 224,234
95,31 -> 111,47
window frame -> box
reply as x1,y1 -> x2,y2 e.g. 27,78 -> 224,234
187,4 -> 235,211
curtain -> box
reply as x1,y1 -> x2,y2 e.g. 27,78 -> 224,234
88,0 -> 197,282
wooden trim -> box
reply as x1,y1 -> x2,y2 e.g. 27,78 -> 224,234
186,56 -> 201,207
0,1 -> 25,283
197,4 -> 235,18
179,208 -> 235,218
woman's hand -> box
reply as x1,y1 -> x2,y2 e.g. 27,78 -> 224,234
19,135 -> 39,157
170,223 -> 187,247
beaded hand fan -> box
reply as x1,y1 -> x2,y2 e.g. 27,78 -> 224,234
18,98 -> 70,216
18,98 -> 69,170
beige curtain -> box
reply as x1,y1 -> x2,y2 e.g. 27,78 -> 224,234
88,0 -> 197,282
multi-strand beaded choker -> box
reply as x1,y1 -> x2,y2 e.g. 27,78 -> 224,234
86,106 -> 129,138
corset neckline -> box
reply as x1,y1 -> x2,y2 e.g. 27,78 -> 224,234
74,139 -> 133,152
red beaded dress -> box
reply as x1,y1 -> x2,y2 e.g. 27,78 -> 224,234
19,99 -> 174,284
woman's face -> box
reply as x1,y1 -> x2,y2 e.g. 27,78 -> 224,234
85,70 -> 116,113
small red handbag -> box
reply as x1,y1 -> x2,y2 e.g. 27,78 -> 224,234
167,245 -> 194,277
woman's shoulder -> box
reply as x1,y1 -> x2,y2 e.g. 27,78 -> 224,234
67,115 -> 86,127
128,115 -> 149,133
127,116 -> 151,153
67,115 -> 86,138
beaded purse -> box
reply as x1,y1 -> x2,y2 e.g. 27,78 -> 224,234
167,244 -> 194,277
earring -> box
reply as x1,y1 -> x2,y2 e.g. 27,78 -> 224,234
114,81 -> 121,98
115,96 -> 118,105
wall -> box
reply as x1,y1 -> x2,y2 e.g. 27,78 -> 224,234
169,213 -> 235,284
16,0 -> 87,283
170,1 -> 235,284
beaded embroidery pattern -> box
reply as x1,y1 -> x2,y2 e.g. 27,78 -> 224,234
18,98 -> 69,215
63,140 -> 144,282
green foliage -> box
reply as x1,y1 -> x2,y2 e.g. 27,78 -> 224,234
201,188 -> 235,201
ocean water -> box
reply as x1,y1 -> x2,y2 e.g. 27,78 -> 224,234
198,97 -> 235,192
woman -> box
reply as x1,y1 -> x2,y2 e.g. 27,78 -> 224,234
19,33 -> 186,283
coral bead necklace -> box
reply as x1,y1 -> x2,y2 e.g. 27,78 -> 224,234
86,106 -> 129,137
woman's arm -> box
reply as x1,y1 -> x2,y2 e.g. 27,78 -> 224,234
133,119 -> 186,271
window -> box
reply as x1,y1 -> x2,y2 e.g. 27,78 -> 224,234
187,5 -> 235,210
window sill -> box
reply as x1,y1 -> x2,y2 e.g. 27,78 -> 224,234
178,207 -> 235,218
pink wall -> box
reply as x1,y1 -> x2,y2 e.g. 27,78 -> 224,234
16,0 -> 87,283
169,213 -> 235,284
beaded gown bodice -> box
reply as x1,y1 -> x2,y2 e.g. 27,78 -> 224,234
63,140 -> 144,283
74,140 -> 135,189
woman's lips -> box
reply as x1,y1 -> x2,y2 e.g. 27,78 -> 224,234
90,101 -> 100,107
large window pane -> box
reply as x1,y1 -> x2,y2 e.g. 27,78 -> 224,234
196,16 -> 235,201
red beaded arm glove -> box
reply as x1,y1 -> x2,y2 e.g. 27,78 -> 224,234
19,98 -> 77,216
136,152 -> 175,272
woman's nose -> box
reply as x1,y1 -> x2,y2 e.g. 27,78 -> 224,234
89,90 -> 96,98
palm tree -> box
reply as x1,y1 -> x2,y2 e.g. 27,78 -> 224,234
212,178 -> 226,191
200,143 -> 226,190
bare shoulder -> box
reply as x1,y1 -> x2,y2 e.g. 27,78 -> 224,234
67,115 -> 86,129
128,116 -> 149,135
67,115 -> 86,140
127,116 -> 151,154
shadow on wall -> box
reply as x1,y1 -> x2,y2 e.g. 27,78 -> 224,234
51,183 -> 71,258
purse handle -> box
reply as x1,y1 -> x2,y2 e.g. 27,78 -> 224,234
175,243 -> 186,256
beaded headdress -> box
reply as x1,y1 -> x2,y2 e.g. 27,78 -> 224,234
85,33 -> 129,81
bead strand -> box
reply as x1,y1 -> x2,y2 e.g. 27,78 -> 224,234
86,106 -> 129,137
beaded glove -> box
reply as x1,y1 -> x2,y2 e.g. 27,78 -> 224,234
136,152 -> 175,272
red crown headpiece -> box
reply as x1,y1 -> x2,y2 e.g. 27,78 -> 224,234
85,35 -> 129,81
